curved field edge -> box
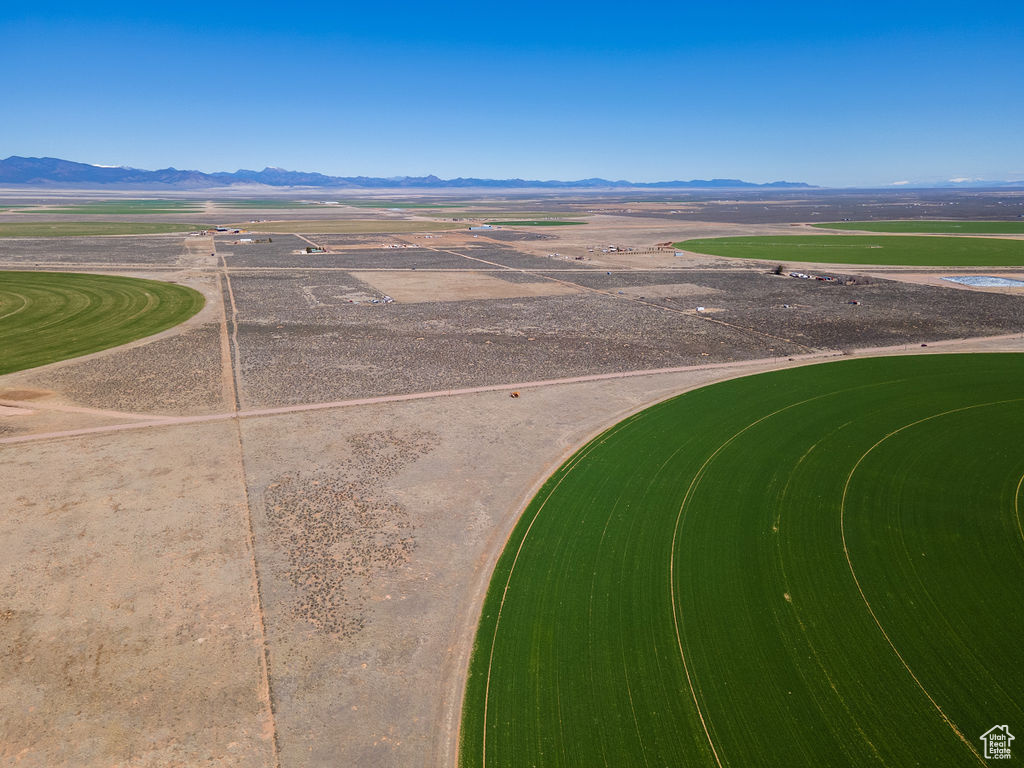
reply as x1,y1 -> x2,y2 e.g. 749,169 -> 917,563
811,221 -> 1024,235
458,353 -> 1024,767
674,234 -> 1024,266
0,271 -> 205,375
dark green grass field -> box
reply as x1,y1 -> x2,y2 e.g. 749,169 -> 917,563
0,222 -> 208,237
460,353 -> 1024,767
485,220 -> 586,226
676,235 -> 1024,266
813,220 -> 1024,234
0,271 -> 204,374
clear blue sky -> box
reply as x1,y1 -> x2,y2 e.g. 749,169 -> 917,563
3,1 -> 1023,186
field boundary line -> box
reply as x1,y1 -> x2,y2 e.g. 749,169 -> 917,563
219,246 -> 281,767
215,272 -> 237,410
230,420 -> 281,768
220,254 -> 244,410
838,401 -> 1024,765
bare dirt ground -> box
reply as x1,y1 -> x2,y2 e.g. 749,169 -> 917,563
0,421 -> 275,768
2,196 -> 1024,767
350,270 -> 579,302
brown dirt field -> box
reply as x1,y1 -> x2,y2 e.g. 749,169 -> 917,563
0,420 -> 274,768
349,270 -> 580,303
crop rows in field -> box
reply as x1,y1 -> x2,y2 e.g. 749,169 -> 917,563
0,271 -> 204,374
461,353 -> 1024,767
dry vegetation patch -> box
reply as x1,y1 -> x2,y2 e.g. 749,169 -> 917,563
238,220 -> 463,234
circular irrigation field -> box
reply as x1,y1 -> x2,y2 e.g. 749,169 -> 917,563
812,221 -> 1024,235
0,271 -> 204,375
460,353 -> 1024,767
675,235 -> 1024,266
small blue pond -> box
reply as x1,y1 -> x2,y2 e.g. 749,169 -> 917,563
942,276 -> 1024,287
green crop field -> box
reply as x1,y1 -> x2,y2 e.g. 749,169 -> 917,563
485,220 -> 586,226
0,271 -> 204,374
460,353 -> 1024,767
0,222 -> 208,237
813,220 -> 1024,234
675,235 -> 1024,266
31,200 -> 204,215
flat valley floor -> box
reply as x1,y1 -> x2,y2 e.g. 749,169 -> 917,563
2,192 -> 1024,766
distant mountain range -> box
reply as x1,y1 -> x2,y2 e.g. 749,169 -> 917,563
0,156 -> 815,190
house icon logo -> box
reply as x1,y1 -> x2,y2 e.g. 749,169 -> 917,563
980,725 -> 1014,760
